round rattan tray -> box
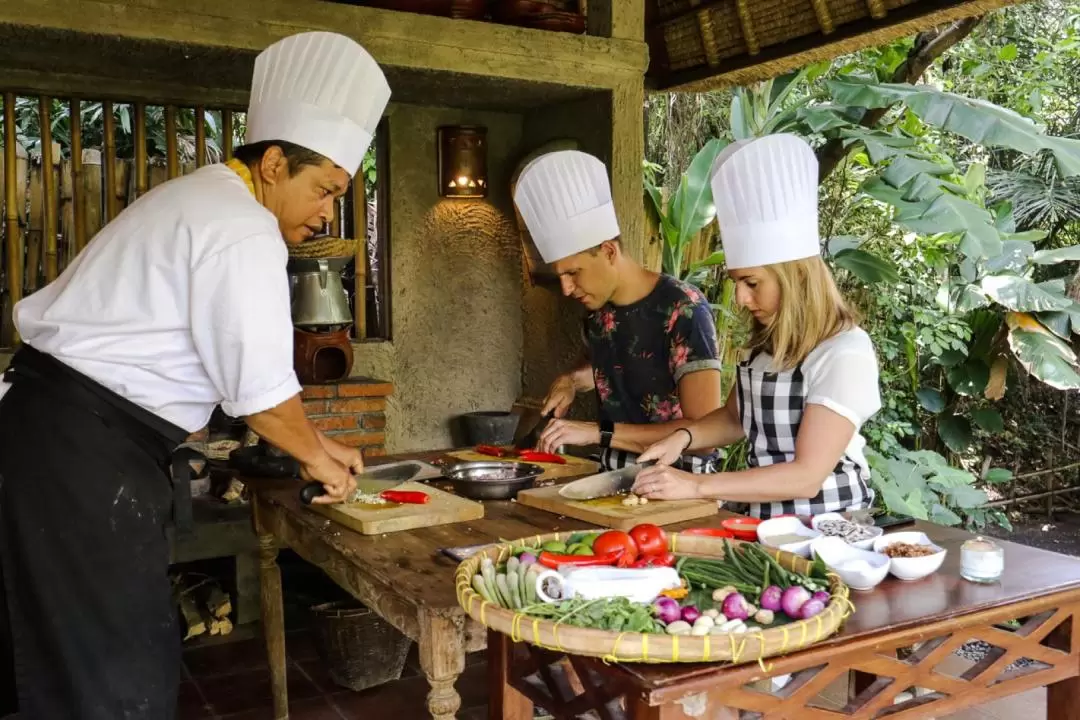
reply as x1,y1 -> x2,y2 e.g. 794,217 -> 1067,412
454,531 -> 853,665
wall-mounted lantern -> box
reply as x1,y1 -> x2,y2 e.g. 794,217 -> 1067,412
437,125 -> 488,198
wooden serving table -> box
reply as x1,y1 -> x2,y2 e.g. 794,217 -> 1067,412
249,450 -> 606,720
489,522 -> 1080,720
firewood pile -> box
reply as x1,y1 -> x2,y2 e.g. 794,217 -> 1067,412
171,573 -> 234,641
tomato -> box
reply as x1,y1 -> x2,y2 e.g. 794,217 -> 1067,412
629,523 -> 667,557
592,530 -> 637,563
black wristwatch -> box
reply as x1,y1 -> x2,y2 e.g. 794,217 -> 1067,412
599,419 -> 614,448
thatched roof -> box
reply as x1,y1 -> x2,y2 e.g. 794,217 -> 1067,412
646,0 -> 1026,92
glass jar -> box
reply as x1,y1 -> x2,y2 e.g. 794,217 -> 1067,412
960,537 -> 1004,583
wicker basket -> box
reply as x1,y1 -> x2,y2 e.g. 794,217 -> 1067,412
310,600 -> 412,691
455,531 -> 853,665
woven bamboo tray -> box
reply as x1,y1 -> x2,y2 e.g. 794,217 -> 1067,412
455,530 -> 853,665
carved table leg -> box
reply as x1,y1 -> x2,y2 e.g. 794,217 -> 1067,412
419,613 -> 466,720
259,533 -> 289,720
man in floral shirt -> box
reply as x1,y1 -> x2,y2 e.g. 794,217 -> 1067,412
514,150 -> 724,471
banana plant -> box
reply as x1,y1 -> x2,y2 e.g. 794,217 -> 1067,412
643,137 -> 728,280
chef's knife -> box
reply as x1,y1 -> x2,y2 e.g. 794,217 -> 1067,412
299,461 -> 426,505
514,411 -> 552,451
557,463 -> 653,501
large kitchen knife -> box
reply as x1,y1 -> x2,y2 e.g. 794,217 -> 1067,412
299,461 -> 427,505
557,463 -> 652,501
514,411 -> 552,451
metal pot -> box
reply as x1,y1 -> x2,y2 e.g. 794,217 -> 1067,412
441,461 -> 544,500
288,256 -> 353,328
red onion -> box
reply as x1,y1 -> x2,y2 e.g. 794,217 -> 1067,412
681,605 -> 701,624
780,586 -> 811,618
811,590 -> 830,605
653,596 -> 681,625
518,552 -> 537,566
721,592 -> 751,621
759,585 -> 783,612
799,598 -> 826,619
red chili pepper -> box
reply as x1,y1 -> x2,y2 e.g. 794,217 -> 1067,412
629,552 -> 677,569
380,490 -> 430,505
537,550 -> 623,569
475,444 -> 509,458
518,450 -> 567,465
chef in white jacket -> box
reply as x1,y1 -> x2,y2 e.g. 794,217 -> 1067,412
0,32 -> 389,720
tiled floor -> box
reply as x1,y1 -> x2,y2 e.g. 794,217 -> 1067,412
177,631 -> 488,720
176,629 -> 1045,719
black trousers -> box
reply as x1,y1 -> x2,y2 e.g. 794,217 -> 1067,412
0,353 -> 183,719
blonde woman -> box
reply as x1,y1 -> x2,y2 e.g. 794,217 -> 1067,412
631,134 -> 882,519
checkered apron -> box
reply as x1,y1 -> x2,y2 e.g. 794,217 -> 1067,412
736,353 -> 871,519
597,447 -> 716,474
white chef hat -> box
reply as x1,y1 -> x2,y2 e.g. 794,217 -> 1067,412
514,150 -> 621,264
246,32 -> 391,177
709,134 -> 820,270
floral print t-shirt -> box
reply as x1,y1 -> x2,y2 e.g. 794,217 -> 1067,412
585,274 -> 722,424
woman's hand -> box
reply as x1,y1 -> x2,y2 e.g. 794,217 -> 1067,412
637,429 -> 691,466
631,465 -> 705,501
537,419 -> 599,454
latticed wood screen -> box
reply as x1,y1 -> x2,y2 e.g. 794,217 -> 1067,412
0,94 -> 388,349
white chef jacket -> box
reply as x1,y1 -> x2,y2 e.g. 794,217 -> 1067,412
0,164 -> 301,433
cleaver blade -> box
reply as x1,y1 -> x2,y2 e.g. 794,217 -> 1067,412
558,464 -> 649,501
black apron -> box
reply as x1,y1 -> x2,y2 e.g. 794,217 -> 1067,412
0,345 -> 190,720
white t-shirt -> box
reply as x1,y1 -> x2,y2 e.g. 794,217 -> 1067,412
746,327 -> 881,472
0,164 -> 301,432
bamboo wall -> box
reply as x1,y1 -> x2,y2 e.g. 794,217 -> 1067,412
0,95 -> 381,349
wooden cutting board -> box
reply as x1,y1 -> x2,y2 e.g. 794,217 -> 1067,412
515,483 -> 719,530
445,450 -> 598,483
309,481 -> 484,535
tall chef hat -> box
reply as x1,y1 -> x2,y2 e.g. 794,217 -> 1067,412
709,134 -> 820,270
514,150 -> 621,264
246,32 -> 391,177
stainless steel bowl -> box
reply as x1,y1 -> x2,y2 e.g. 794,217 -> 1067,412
440,461 -> 545,500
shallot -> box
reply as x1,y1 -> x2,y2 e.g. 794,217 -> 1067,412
653,596 -> 682,625
681,606 -> 702,624
811,591 -> 830,605
780,586 -> 811,618
799,598 -> 826,619
518,552 -> 537,566
758,585 -> 783,612
721,592 -> 751,621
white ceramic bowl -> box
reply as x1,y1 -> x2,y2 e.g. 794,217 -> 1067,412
811,512 -> 884,551
872,531 -> 947,581
756,516 -> 822,558
809,536 -> 890,591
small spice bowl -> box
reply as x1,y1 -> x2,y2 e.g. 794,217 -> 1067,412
872,531 -> 947,581
721,517 -> 762,541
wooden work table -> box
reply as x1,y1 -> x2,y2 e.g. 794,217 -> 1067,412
248,450 -> 608,720
251,452 -> 1080,720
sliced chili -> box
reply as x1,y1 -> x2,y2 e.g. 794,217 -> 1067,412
475,444 -> 509,458
379,490 -> 430,504
518,450 -> 566,464
537,550 -> 623,569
